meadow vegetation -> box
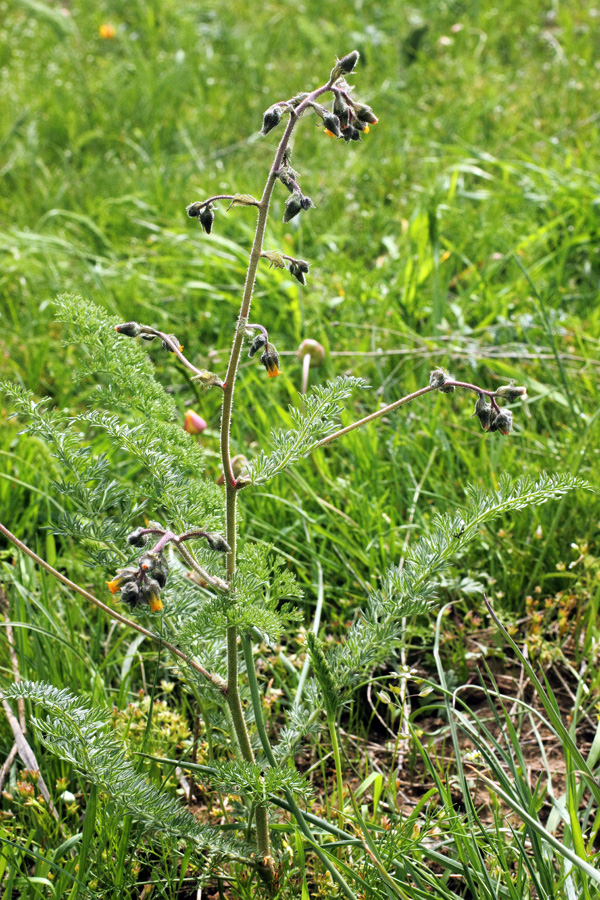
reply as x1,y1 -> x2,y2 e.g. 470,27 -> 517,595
0,0 -> 599,896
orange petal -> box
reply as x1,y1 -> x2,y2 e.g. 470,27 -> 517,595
148,596 -> 164,612
106,580 -> 120,594
267,368 -> 280,378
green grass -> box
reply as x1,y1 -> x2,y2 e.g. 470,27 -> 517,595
1,0 -> 600,896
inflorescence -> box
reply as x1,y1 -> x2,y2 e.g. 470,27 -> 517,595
107,525 -> 230,613
430,368 -> 527,435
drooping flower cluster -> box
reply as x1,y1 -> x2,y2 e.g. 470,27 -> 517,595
247,326 -> 281,378
107,546 -> 168,613
429,369 -> 527,436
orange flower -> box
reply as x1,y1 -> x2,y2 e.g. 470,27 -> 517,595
99,24 -> 116,39
147,593 -> 164,613
106,579 -> 120,594
267,366 -> 280,378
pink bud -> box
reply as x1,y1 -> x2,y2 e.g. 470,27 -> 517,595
184,410 -> 207,434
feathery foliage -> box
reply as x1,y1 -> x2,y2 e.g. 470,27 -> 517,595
249,376 -> 369,485
326,472 -> 587,698
4,681 -> 250,861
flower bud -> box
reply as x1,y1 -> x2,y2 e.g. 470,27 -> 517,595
139,551 -> 160,574
429,368 -> 455,392
495,384 -> 528,402
186,201 -> 203,218
121,581 -> 141,608
330,50 -> 360,81
278,170 -> 297,193
352,103 -> 379,125
204,532 -> 231,553
489,409 -> 513,435
283,192 -> 303,223
322,112 -> 342,138
333,94 -> 350,130
199,204 -> 215,234
473,394 -> 493,431
140,333 -> 157,342
115,322 -> 141,337
342,125 -> 361,142
300,196 -> 314,211
248,333 -> 268,358
143,579 -> 164,613
297,339 -> 325,366
127,527 -> 148,548
289,262 -> 306,285
153,556 -> 169,589
261,104 -> 283,135
161,334 -> 183,352
190,369 -> 224,388
261,343 -> 281,378
106,567 -> 138,594
184,409 -> 208,434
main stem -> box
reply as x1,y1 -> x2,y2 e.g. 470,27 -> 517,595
219,78 -> 333,883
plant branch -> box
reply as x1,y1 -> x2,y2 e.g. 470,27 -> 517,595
315,385 -> 435,449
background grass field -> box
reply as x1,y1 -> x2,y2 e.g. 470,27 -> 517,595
1,0 -> 599,896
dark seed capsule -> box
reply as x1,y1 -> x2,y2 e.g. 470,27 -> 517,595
115,322 -> 141,337
199,205 -> 215,234
353,103 -> 379,124
161,334 -> 180,352
249,333 -> 268,358
283,193 -> 303,223
127,527 -> 148,547
153,561 -> 169,589
322,112 -> 342,138
343,125 -> 361,142
473,395 -> 493,431
338,50 -> 360,74
261,104 -> 283,135
186,202 -> 203,218
289,262 -> 306,285
204,532 -> 231,553
489,410 -> 513,435
121,581 -> 141,608
333,94 -> 350,130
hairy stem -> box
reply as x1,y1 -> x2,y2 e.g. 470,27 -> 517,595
240,634 -> 357,900
218,77 -> 334,884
